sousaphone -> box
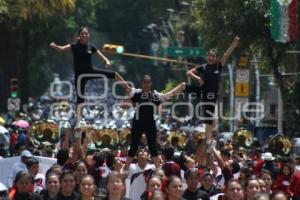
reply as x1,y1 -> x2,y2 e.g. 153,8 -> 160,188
232,128 -> 253,148
31,120 -> 59,144
268,134 -> 292,156
166,131 -> 187,149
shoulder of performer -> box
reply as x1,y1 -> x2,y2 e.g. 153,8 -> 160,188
195,64 -> 206,73
70,42 -> 77,51
89,42 -> 98,53
130,88 -> 142,97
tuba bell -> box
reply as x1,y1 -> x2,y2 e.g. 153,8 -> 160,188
166,131 -> 187,149
119,127 -> 131,146
232,128 -> 253,148
94,128 -> 118,149
31,120 -> 59,150
194,132 -> 206,146
268,134 -> 292,156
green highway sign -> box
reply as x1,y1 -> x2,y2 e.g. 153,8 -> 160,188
167,47 -> 206,57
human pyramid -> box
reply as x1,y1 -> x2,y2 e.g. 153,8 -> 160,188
50,27 -> 240,170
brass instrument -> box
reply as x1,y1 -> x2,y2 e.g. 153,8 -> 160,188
119,127 -> 131,145
232,128 -> 253,148
31,120 -> 59,144
268,134 -> 292,156
59,101 -> 69,111
166,131 -> 187,149
94,128 -> 118,147
194,132 -> 206,146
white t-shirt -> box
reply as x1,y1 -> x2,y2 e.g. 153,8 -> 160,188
127,163 -> 155,200
33,173 -> 45,193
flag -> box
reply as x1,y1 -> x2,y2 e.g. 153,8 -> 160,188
270,0 -> 298,43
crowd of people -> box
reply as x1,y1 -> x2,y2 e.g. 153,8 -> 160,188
1,111 -> 300,200
1,27 -> 300,200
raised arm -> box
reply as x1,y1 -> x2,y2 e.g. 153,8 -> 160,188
96,50 -> 111,66
115,72 -> 133,94
50,42 -> 71,52
212,146 -> 226,170
220,36 -> 240,66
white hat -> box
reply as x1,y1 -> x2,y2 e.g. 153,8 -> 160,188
21,150 -> 32,158
262,152 -> 275,161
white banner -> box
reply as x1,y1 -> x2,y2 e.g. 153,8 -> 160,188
0,156 -> 56,187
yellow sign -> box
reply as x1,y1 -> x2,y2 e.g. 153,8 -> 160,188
235,83 -> 249,97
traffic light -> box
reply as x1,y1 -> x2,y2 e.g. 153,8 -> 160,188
103,44 -> 124,54
10,78 -> 18,98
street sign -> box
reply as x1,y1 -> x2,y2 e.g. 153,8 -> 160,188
7,98 -> 20,111
235,83 -> 249,97
236,69 -> 250,83
167,47 -> 206,57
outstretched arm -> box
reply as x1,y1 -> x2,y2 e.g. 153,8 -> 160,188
163,82 -> 187,100
220,36 -> 240,66
96,50 -> 111,66
50,42 -> 71,52
115,72 -> 133,94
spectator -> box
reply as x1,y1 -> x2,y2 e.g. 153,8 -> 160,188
73,161 -> 88,192
141,176 -> 162,200
239,166 -> 253,187
54,170 -> 80,200
289,171 -> 300,200
87,151 -> 106,188
182,168 -> 209,200
199,171 -> 221,197
8,150 -> 33,188
214,179 -> 244,200
106,152 -> 123,172
9,171 -> 40,200
26,157 -> 45,193
40,173 -> 60,200
244,178 -> 261,200
262,152 -> 280,180
165,176 -> 185,200
250,149 -> 264,176
126,148 -> 155,200
102,171 -> 130,200
212,147 -> 240,188
162,147 -> 181,178
293,154 -> 300,174
272,163 -> 293,196
260,169 -> 274,194
79,175 -> 96,200
257,178 -> 267,193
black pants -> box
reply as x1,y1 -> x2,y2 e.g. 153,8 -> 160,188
74,68 -> 115,105
185,84 -> 217,125
128,119 -> 158,157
